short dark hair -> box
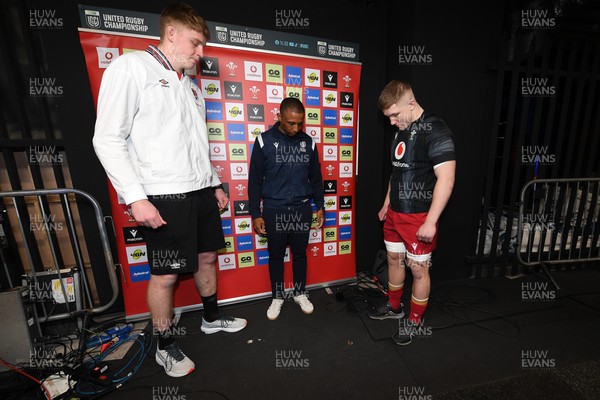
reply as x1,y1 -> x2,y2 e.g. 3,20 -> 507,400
280,97 -> 305,115
160,2 -> 210,41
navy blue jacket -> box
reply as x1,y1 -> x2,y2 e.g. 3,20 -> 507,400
249,122 -> 325,218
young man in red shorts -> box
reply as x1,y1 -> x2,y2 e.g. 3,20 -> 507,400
369,80 -> 456,345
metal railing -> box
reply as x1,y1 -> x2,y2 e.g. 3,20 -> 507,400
517,178 -> 600,288
0,188 -> 119,322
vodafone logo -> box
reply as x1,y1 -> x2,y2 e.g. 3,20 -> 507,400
327,148 -> 334,155
250,65 -> 257,73
236,166 -> 243,173
327,245 -> 333,250
224,257 -> 230,263
395,141 -> 406,160
213,146 -> 221,153
343,165 -> 350,172
105,52 -> 113,60
272,88 -> 279,96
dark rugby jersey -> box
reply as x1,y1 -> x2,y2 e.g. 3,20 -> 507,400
389,111 -> 455,214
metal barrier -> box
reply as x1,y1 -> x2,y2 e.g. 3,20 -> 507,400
517,178 -> 600,289
0,188 -> 119,322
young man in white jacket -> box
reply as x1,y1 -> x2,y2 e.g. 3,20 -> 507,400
93,3 -> 246,378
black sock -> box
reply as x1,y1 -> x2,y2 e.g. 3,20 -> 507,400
201,293 -> 219,322
157,329 -> 175,350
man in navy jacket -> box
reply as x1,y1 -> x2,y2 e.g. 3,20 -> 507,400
249,98 -> 325,320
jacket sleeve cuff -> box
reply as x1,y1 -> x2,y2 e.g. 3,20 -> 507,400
122,186 -> 148,206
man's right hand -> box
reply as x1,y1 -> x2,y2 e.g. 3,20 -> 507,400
378,204 -> 389,221
253,217 -> 266,235
131,199 -> 166,229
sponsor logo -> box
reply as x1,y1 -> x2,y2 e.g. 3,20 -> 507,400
234,201 -> 250,216
323,109 -> 337,126
200,57 -> 220,76
123,227 -> 144,244
340,110 -> 354,126
324,180 -> 337,194
126,245 -> 148,264
201,79 -> 221,99
238,252 -> 255,268
339,163 -> 353,178
130,264 -> 150,282
218,254 -> 236,270
305,88 -> 321,106
339,241 -> 351,255
339,196 -> 352,209
305,68 -> 320,87
340,128 -> 353,144
224,81 -> 243,100
340,92 -> 354,108
339,226 -> 352,240
96,47 -> 119,68
244,61 -> 263,81
205,101 -> 223,121
227,123 -> 245,141
322,90 -> 338,107
266,64 -> 283,83
247,104 -> 265,122
230,163 -> 249,180
285,66 -> 302,86
323,71 -> 337,88
306,108 -> 321,124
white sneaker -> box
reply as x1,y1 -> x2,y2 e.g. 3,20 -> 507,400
267,299 -> 284,320
155,343 -> 195,377
201,315 -> 247,334
293,294 -> 314,314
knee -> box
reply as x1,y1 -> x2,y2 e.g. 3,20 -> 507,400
198,251 -> 217,266
407,258 -> 431,278
150,274 -> 178,289
387,252 -> 405,266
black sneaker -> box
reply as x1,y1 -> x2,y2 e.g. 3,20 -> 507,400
392,319 -> 417,346
368,302 -> 405,320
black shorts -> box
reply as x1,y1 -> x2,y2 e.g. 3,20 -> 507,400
144,188 -> 225,275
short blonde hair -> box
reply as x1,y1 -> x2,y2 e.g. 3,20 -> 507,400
378,80 -> 413,110
160,3 -> 210,41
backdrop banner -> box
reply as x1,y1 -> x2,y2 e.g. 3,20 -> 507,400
78,5 -> 361,318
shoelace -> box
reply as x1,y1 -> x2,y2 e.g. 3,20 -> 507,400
216,315 -> 235,327
164,344 -> 186,362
